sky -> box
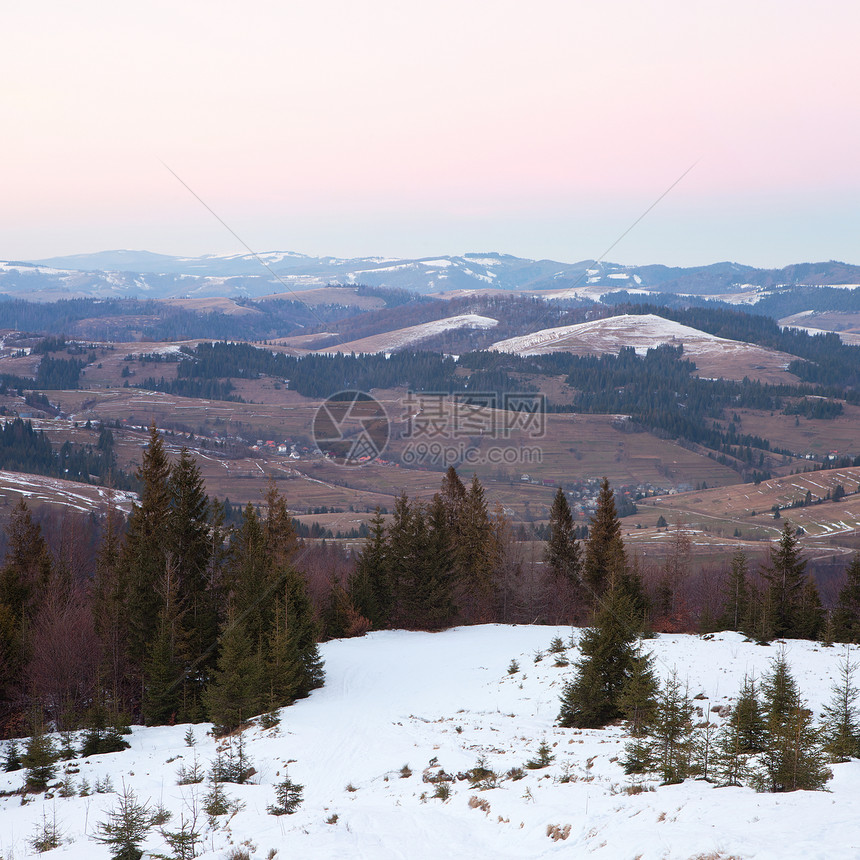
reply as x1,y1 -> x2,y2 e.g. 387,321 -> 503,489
2,0 -> 859,267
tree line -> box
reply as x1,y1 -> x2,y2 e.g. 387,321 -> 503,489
0,424 -> 323,739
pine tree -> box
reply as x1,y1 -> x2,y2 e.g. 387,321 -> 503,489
647,670 -> 695,784
760,521 -> 810,639
457,474 -> 496,621
142,561 -> 188,725
268,770 -> 304,815
347,508 -> 390,628
0,500 -> 52,721
557,584 -> 640,728
832,553 -> 860,643
719,550 -> 750,633
544,487 -> 582,621
617,647 -> 659,737
821,650 -> 860,763
419,494 -> 458,629
754,650 -> 831,792
121,422 -> 171,675
94,784 -> 155,860
22,720 -> 58,792
205,605 -> 264,735
167,447 -> 216,712
92,492 -> 131,716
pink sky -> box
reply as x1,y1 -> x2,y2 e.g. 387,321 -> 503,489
2,0 -> 858,266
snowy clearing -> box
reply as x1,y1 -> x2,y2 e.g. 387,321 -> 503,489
3,626 -> 860,859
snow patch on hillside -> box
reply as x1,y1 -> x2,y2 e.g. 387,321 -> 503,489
321,314 -> 498,354
491,313 -> 775,358
0,470 -> 137,513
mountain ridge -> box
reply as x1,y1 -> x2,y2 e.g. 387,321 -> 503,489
1,251 -> 858,302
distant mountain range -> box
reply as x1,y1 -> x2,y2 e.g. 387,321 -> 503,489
0,250 -> 858,302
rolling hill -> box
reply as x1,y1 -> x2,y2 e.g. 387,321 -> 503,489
490,313 -> 799,382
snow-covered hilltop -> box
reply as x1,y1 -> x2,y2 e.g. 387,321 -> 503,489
490,313 -> 796,372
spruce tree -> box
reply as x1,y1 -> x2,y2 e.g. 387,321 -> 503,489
263,480 -> 299,571
439,466 -> 466,539
821,650 -> 860,763
646,670 -> 695,784
385,492 -> 417,625
278,567 -> 325,700
419,494 -> 458,629
93,493 -> 131,716
22,720 -> 58,792
754,651 -> 831,792
0,500 -> 52,720
347,508 -> 390,628
713,672 -> 764,788
582,478 -> 626,600
796,578 -> 825,640
719,550 -> 750,633
142,562 -> 188,725
95,784 -> 155,860
205,605 -> 264,735
121,422 -> 171,674
457,474 -> 496,621
557,584 -> 639,728
832,553 -> 860,643
617,647 -> 659,737
732,674 -> 766,754
268,771 -> 304,815
544,487 -> 582,620
761,521 -> 812,639
167,447 -> 216,712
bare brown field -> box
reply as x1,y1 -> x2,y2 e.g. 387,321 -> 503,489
780,311 -> 860,337
163,297 -> 262,316
258,286 -> 386,309
634,466 -> 860,552
35,385 -> 751,529
729,405 -> 860,459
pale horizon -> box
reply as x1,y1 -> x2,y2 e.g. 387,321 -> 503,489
3,0 -> 858,269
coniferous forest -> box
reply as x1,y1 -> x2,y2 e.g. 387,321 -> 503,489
5,426 -> 860,753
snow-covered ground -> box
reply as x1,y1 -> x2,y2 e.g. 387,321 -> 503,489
2,626 -> 860,859
319,313 -> 498,354
0,471 -> 137,514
